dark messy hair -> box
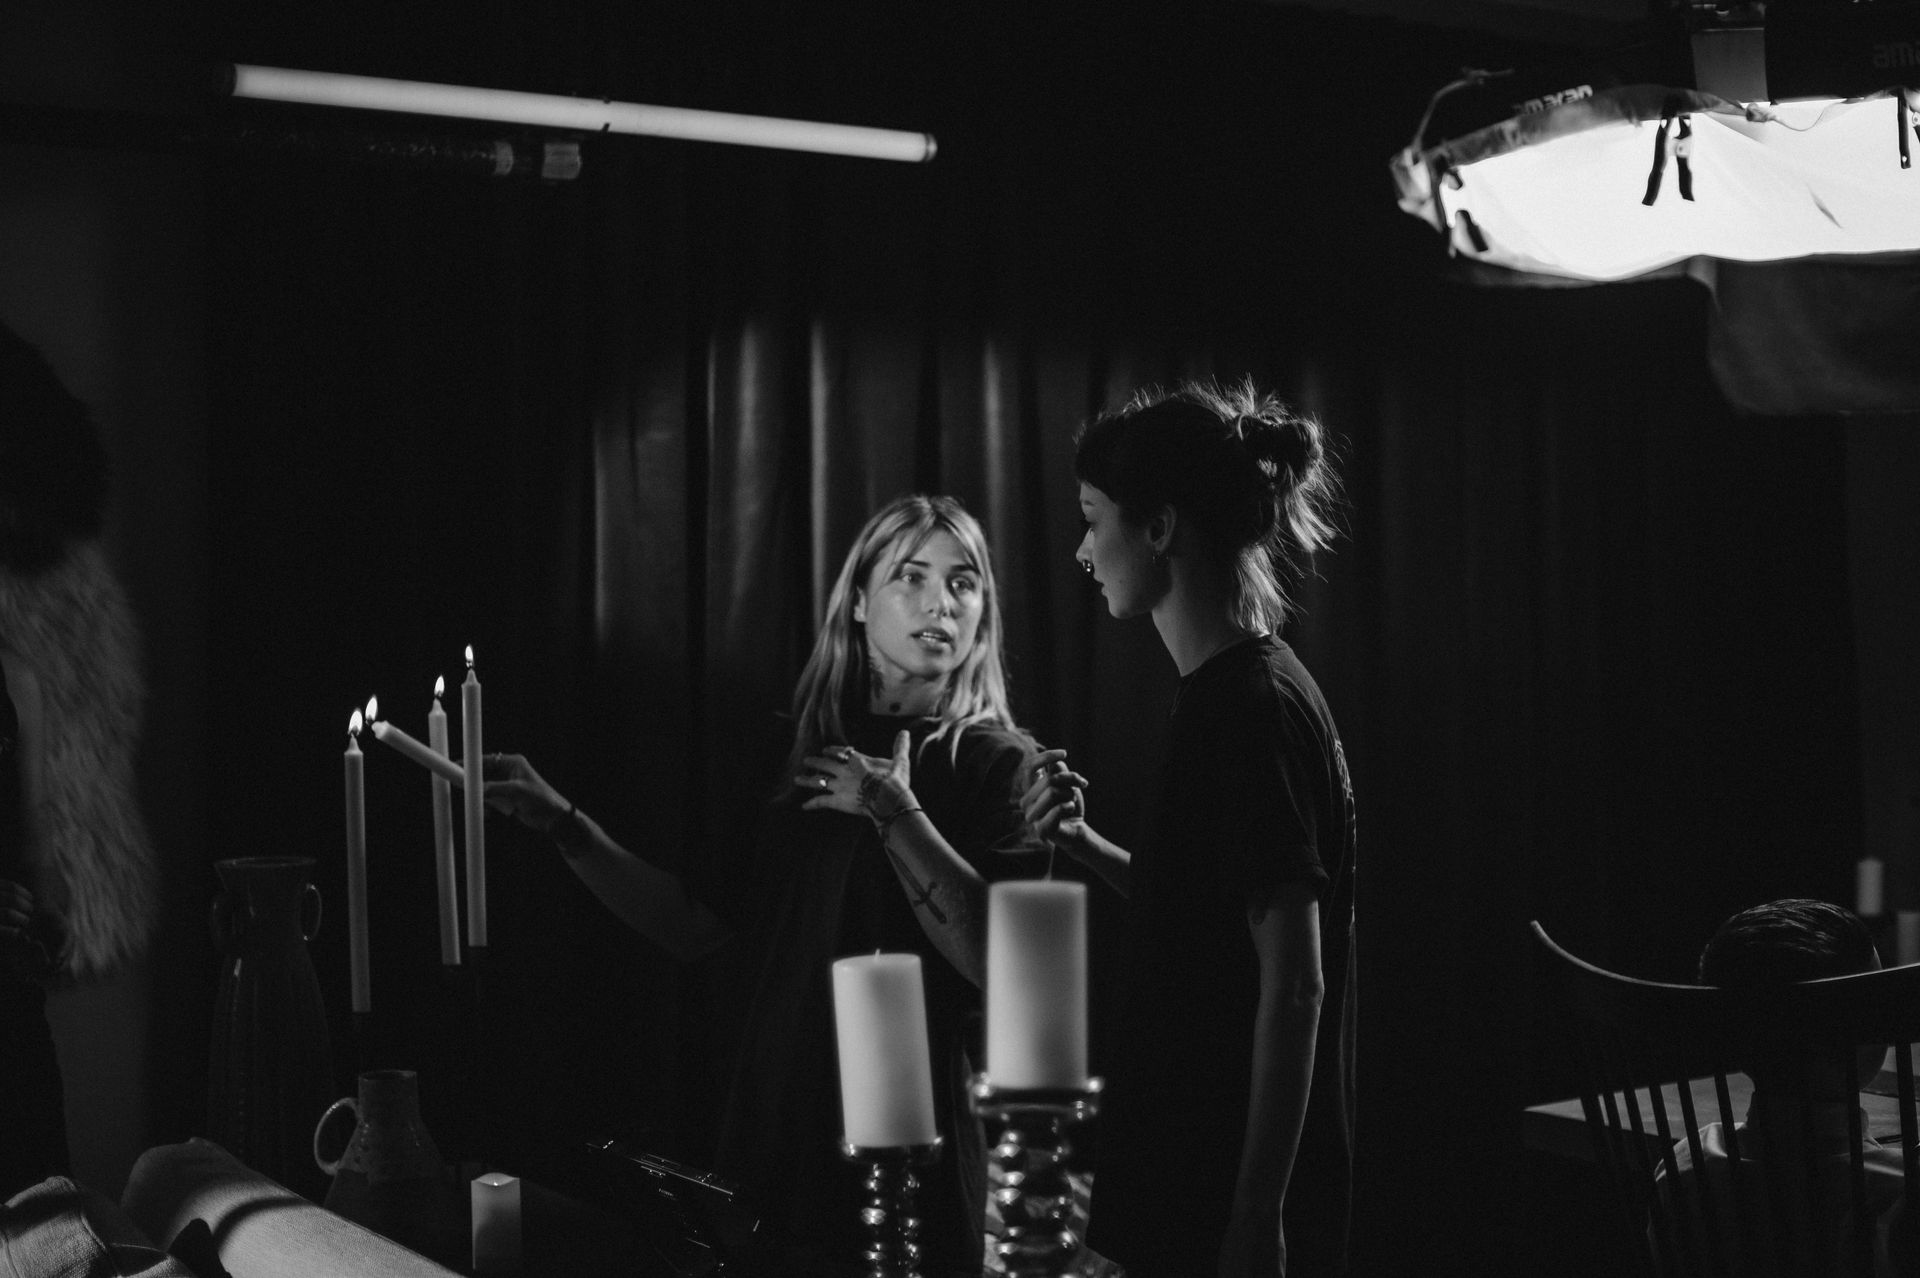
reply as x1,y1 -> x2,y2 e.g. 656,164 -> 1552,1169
1074,376 -> 1340,631
0,323 -> 108,576
1698,898 -> 1879,988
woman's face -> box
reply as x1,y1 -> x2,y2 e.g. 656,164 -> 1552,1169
855,529 -> 985,693
1077,482 -> 1162,619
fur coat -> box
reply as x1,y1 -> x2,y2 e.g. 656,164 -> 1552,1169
0,538 -> 156,979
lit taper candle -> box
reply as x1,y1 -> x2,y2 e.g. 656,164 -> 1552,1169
428,677 -> 461,964
344,708 -> 370,1015
462,646 -> 487,947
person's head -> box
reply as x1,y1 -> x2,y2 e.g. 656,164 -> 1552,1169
1073,377 -> 1339,630
787,494 -> 1017,771
1699,898 -> 1879,989
1,323 -> 108,578
1699,898 -> 1882,1099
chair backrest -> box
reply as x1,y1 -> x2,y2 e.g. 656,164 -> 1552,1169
1532,921 -> 1920,1278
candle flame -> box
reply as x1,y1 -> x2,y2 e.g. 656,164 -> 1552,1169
365,694 -> 379,723
464,644 -> 474,669
434,674 -> 446,698
349,708 -> 363,737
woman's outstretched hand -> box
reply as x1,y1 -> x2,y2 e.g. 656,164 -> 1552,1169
1022,748 -> 1090,853
799,729 -> 915,821
480,752 -> 569,835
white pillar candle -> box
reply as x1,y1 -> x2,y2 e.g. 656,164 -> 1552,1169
428,678 -> 461,965
462,646 -> 487,947
470,1171 -> 522,1275
831,953 -> 938,1148
1857,856 -> 1886,918
986,880 -> 1087,1088
344,709 -> 370,1015
1899,910 -> 1920,967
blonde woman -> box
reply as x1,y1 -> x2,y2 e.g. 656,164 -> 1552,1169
486,494 -> 1045,1277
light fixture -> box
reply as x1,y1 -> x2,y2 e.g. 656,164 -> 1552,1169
1389,4 -> 1920,283
226,64 -> 937,165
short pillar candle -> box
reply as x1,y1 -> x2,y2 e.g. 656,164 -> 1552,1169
471,1171 -> 522,1275
985,880 -> 1088,1088
832,953 -> 938,1148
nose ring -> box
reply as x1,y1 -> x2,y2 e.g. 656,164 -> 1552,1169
1079,559 -> 1093,575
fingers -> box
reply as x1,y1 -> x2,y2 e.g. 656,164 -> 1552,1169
1021,769 -> 1088,814
892,730 -> 911,769
0,880 -> 34,933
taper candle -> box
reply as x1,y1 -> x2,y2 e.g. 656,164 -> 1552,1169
344,708 -> 370,1015
429,677 -> 461,964
986,881 -> 1087,1088
462,646 -> 487,947
366,694 -> 466,786
832,953 -> 938,1147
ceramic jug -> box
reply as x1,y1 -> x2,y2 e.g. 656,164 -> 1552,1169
313,1069 -> 465,1267
207,855 -> 334,1199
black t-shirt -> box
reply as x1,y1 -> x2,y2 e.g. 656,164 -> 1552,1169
702,709 -> 1046,1277
1089,635 -> 1357,1277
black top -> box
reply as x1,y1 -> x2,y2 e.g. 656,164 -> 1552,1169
702,709 -> 1046,1278
1089,635 -> 1357,1277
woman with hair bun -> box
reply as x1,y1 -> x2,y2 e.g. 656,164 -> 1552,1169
1026,379 -> 1357,1276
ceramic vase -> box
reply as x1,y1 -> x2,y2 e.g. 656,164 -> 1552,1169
313,1069 -> 466,1267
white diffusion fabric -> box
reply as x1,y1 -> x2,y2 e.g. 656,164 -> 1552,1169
1394,88 -> 1920,282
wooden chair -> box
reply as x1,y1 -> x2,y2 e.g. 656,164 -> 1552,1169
1531,920 -> 1920,1278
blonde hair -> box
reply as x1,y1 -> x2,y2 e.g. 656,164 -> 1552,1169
782,495 -> 1020,784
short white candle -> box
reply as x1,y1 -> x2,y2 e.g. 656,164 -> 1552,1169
462,647 -> 487,948
1857,856 -> 1885,918
344,709 -> 370,1016
470,1171 -> 522,1275
831,953 -> 938,1148
428,678 -> 461,965
986,881 -> 1087,1088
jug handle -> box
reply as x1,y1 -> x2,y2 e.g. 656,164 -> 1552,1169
301,882 -> 323,941
312,1096 -> 359,1176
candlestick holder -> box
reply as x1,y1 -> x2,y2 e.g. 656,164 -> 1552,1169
839,1138 -> 944,1278
969,1076 -> 1102,1278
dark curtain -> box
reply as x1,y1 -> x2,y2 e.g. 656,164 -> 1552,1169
197,2 -> 1863,1273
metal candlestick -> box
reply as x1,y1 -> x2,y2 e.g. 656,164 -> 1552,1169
970,1076 -> 1103,1278
840,1138 -> 944,1278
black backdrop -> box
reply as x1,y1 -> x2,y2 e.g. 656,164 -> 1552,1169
181,1 -> 1865,1273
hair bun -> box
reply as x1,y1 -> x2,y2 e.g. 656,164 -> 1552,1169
1235,412 -> 1314,487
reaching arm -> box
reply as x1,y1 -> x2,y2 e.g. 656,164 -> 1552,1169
1219,879 -> 1324,1278
482,754 -> 731,962
1020,748 -> 1129,898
